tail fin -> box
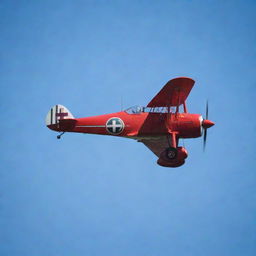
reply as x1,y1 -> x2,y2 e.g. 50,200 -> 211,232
46,104 -> 75,131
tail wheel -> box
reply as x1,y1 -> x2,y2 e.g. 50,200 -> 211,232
165,147 -> 178,160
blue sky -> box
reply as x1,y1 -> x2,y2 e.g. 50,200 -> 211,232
1,0 -> 256,255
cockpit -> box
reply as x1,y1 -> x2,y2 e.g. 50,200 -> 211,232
125,106 -> 143,114
124,105 -> 176,114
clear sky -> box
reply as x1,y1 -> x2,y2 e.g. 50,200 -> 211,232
1,1 -> 256,255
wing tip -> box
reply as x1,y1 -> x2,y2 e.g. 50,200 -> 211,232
170,76 -> 195,85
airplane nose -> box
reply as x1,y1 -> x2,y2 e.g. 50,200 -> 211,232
202,119 -> 215,129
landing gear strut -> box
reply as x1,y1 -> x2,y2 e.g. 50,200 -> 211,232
57,132 -> 65,139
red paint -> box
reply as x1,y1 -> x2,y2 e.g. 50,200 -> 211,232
202,119 -> 215,129
46,77 -> 215,168
147,77 -> 194,107
56,112 -> 68,120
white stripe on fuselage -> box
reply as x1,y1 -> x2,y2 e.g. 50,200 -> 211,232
76,125 -> 105,128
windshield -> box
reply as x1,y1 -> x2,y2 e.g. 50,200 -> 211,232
125,106 -> 143,114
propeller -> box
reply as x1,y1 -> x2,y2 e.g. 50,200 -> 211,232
202,101 -> 214,150
203,125 -> 208,151
205,100 -> 209,120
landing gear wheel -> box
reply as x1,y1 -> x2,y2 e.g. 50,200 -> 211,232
57,132 -> 65,139
165,147 -> 178,160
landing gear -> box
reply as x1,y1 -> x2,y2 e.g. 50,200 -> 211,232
164,131 -> 178,160
57,132 -> 65,139
165,147 -> 178,160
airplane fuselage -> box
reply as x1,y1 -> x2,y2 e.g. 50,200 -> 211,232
49,111 -> 203,139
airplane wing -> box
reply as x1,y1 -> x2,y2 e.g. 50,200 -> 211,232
140,137 -> 172,157
147,77 -> 195,107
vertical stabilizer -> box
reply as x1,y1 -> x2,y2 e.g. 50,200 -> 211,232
46,104 -> 75,131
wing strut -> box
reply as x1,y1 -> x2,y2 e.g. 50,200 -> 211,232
183,101 -> 187,113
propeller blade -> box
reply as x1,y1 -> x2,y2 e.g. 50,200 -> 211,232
203,100 -> 210,151
203,128 -> 207,151
206,100 -> 209,120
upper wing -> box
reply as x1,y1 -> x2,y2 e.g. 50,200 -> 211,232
147,77 -> 195,107
140,136 -> 170,157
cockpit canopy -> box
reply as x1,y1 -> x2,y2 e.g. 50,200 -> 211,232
125,106 -> 143,114
124,105 -> 177,114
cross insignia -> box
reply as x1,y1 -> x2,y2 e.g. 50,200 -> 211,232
106,118 -> 124,134
56,108 -> 69,120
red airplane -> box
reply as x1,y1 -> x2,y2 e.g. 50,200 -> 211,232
46,77 -> 214,167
